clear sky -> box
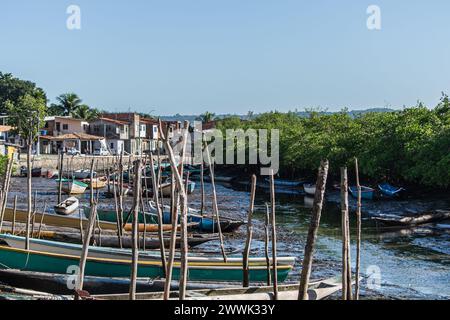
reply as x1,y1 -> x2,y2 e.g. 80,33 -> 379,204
1,0 -> 449,115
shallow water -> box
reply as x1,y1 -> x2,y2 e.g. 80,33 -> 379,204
5,177 -> 450,299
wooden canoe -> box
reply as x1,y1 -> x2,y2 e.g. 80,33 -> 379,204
122,223 -> 198,232
82,177 -> 107,189
3,207 -> 118,231
93,277 -> 342,300
373,210 -> 450,227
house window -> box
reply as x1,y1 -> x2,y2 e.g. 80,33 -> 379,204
110,142 -> 114,149
63,124 -> 68,130
56,122 -> 61,131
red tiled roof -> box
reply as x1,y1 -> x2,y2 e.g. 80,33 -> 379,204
98,118 -> 128,126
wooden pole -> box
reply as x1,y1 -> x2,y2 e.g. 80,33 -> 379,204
112,165 -> 123,248
158,119 -> 190,300
204,141 -> 227,261
242,175 -> 257,287
76,159 -> 97,293
269,171 -> 278,300
354,158 -> 362,300
340,167 -> 349,300
149,152 -> 167,276
264,203 -> 272,286
298,160 -> 329,300
25,141 -> 33,250
11,195 -> 18,235
58,151 -> 64,204
0,156 -> 13,232
129,159 -> 142,300
200,152 -> 205,216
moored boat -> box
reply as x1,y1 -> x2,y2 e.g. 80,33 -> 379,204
82,177 -> 107,189
303,183 -> 316,196
349,186 -> 375,200
20,167 -> 42,177
73,169 -> 96,179
0,244 -> 294,282
53,197 -> 79,216
56,178 -> 88,195
378,183 -> 405,197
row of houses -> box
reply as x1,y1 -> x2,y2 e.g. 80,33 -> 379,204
1,113 -> 185,156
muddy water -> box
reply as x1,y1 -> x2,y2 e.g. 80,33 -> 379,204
6,177 -> 450,299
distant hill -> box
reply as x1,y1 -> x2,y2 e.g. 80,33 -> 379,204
159,108 -> 396,121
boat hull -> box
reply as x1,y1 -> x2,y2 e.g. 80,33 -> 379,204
0,245 -> 293,282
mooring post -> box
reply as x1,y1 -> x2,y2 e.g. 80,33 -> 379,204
264,203 -> 272,286
298,160 -> 329,300
11,195 -> 18,235
129,159 -> 142,300
58,151 -> 64,204
355,158 -> 362,300
270,172 -> 278,300
340,167 -> 349,300
243,175 -> 257,287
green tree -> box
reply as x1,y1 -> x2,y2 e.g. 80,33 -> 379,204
5,93 -> 47,250
197,111 -> 216,124
54,93 -> 83,117
0,72 -> 47,113
73,104 -> 100,121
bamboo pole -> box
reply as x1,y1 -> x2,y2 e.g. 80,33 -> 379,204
264,203 -> 272,286
354,158 -> 362,300
340,167 -> 349,300
298,160 -> 329,300
129,159 -> 142,300
58,151 -> 64,204
149,152 -> 167,276
158,119 -> 190,300
204,141 -> 227,262
37,202 -> 47,239
11,195 -> 18,235
269,172 -> 278,300
76,159 -> 97,294
0,156 -> 13,232
200,153 -> 205,216
112,165 -> 123,248
243,175 -> 257,287
25,141 -> 33,250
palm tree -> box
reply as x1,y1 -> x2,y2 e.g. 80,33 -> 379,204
54,93 -> 83,117
73,104 -> 100,121
197,111 -> 216,124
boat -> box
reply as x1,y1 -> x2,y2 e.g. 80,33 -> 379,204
349,186 -> 375,200
160,180 -> 196,197
3,207 -> 118,231
82,177 -> 107,189
73,169 -> 96,179
122,222 -> 199,232
53,197 -> 79,216
56,178 -> 88,195
378,183 -> 405,197
303,183 -> 316,196
148,201 -> 246,233
93,277 -> 343,300
0,269 -> 240,295
1,234 -> 294,269
20,166 -> 42,177
265,178 -> 304,187
0,245 -> 294,282
372,210 -> 450,227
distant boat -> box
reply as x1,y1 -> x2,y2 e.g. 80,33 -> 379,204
73,169 -> 96,179
160,180 -> 196,197
56,179 -> 88,195
349,186 -> 375,200
54,197 -> 79,216
82,177 -> 107,189
265,178 -> 304,187
373,210 -> 450,227
378,183 -> 405,197
303,183 -> 316,196
20,166 -> 42,178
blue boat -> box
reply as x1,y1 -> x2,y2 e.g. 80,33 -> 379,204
378,183 -> 405,197
148,202 -> 245,233
349,186 -> 375,200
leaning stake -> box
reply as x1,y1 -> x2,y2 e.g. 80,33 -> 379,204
243,175 -> 257,287
298,160 -> 329,300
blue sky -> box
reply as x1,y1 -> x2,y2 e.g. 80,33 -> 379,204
1,0 -> 449,115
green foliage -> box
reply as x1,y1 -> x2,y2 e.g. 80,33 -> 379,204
6,94 -> 47,144
197,111 -> 216,123
73,104 -> 100,121
0,72 -> 47,113
0,155 -> 8,176
217,98 -> 450,188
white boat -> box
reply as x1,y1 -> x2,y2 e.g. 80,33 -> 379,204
56,179 -> 88,195
303,183 -> 316,196
54,197 -> 79,216
73,169 -> 96,179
